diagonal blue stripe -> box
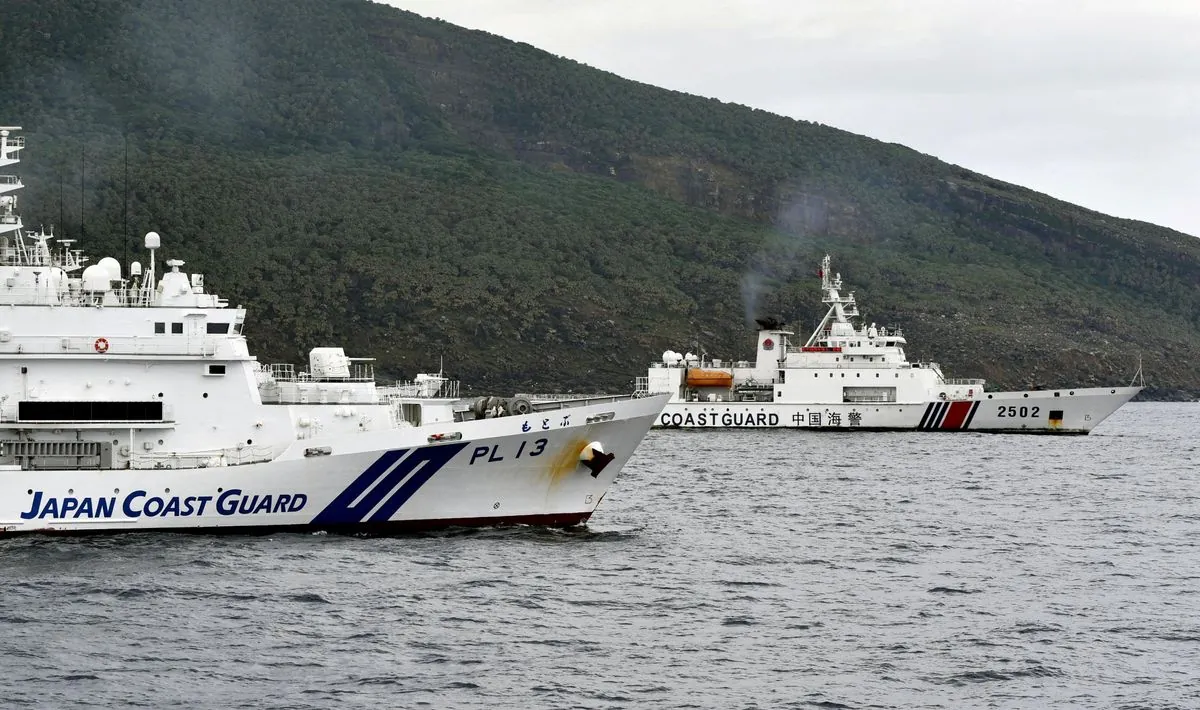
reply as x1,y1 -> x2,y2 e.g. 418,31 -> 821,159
311,448 -> 408,524
367,443 -> 467,522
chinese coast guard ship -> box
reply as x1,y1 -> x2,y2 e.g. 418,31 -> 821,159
640,255 -> 1140,434
0,128 -> 668,536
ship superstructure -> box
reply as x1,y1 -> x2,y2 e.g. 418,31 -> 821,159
0,128 -> 668,535
639,254 -> 1140,433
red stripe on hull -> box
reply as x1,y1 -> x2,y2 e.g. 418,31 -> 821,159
0,511 -> 595,539
940,401 -> 973,430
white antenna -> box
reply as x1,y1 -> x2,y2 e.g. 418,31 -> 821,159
142,231 -> 160,305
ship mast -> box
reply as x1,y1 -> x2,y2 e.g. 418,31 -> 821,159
0,127 -> 88,275
0,127 -> 25,260
805,254 -> 860,346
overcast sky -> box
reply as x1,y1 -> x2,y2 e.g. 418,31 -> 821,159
382,1 -> 1199,237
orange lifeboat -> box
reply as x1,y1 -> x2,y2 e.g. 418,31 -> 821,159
686,368 -> 734,388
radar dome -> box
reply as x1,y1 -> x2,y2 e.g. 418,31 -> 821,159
97,256 -> 121,281
81,264 -> 111,292
144,231 -> 161,249
130,261 -> 143,277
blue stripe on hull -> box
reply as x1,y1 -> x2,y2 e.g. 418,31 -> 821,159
312,443 -> 468,525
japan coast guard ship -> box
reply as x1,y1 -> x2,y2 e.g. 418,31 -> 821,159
0,128 -> 668,536
639,255 -> 1141,433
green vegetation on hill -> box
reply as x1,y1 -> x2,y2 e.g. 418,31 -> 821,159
2,0 -> 1197,397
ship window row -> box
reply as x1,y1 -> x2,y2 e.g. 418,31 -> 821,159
815,372 -> 900,378
18,400 -> 164,421
824,341 -> 898,348
151,322 -> 232,334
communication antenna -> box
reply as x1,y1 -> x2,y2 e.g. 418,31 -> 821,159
123,133 -> 129,269
79,144 -> 85,242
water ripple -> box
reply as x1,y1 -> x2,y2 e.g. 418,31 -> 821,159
0,403 -> 1197,708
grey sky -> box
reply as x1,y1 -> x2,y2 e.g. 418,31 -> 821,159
382,1 -> 1200,237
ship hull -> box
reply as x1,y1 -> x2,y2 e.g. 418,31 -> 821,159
654,386 -> 1138,434
0,395 -> 667,537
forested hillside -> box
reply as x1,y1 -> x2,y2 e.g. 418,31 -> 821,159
2,0 -> 1197,397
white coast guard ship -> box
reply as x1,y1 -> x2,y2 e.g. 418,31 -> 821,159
640,255 -> 1141,433
0,128 -> 668,536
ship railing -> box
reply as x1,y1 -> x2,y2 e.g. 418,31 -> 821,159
0,285 -> 226,305
517,392 -> 613,402
130,444 -> 277,470
260,362 -> 375,383
943,378 -> 985,386
263,363 -> 295,381
1,136 -> 25,149
514,393 -> 640,409
0,175 -> 20,185
380,379 -> 461,400
0,334 -> 219,357
258,380 -> 380,405
842,394 -> 896,403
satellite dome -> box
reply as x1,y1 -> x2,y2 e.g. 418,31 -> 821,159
144,231 -> 161,249
81,264 -> 111,292
97,256 -> 121,281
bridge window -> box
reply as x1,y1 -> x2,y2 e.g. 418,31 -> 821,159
207,364 -> 226,376
207,322 -> 230,334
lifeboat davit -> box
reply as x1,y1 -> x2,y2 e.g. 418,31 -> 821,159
686,368 -> 733,388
